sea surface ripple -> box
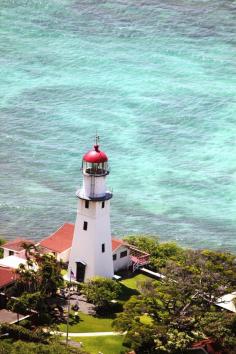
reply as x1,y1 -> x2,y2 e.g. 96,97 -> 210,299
0,0 -> 236,251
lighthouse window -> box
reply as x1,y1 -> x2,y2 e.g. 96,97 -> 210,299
85,200 -> 89,209
113,254 -> 117,261
120,250 -> 127,258
102,201 -> 105,208
102,243 -> 105,253
83,221 -> 88,230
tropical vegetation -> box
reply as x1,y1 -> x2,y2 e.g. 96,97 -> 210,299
0,237 -> 5,258
1,235 -> 236,354
113,235 -> 236,353
7,244 -> 65,324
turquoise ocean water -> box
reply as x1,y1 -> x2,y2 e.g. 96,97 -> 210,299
0,0 -> 236,251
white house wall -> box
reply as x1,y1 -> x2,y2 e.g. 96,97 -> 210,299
3,249 -> 9,258
113,245 -> 130,272
57,248 -> 70,263
3,248 -> 31,260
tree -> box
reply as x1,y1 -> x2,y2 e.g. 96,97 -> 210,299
14,251 -> 64,297
123,235 -> 186,270
0,237 -> 5,258
199,312 -> 236,351
82,277 -> 121,310
124,235 -> 159,255
0,338 -> 89,354
9,250 -> 65,324
21,242 -> 38,262
113,238 -> 236,353
37,254 -> 64,297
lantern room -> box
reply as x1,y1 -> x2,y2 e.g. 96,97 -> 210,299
82,144 -> 109,176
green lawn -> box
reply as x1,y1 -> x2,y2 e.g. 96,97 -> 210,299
73,335 -> 127,354
121,273 -> 151,290
59,273 -> 153,334
59,311 -> 113,333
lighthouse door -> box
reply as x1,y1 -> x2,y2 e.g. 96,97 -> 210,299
76,261 -> 86,282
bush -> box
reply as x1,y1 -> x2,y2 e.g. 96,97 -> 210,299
0,339 -> 89,354
0,323 -> 49,343
83,277 -> 122,310
0,237 -> 5,259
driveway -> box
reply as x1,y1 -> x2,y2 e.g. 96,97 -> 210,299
0,309 -> 29,324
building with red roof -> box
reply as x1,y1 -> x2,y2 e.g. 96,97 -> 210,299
1,238 -> 35,260
39,223 -> 75,262
0,222 -> 149,275
37,222 -> 149,272
0,267 -> 17,291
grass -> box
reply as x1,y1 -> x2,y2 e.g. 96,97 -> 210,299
73,335 -> 127,354
59,311 -> 113,333
59,273 -> 154,335
120,273 -> 152,290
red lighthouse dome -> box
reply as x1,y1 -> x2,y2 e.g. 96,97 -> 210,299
83,144 -> 108,163
82,140 -> 109,176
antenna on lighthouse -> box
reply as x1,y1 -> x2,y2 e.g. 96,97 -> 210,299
95,133 -> 100,146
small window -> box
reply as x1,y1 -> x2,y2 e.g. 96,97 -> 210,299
102,201 -> 105,208
120,250 -> 127,258
113,254 -> 117,261
9,250 -> 14,256
102,243 -> 105,253
85,200 -> 89,209
83,221 -> 88,231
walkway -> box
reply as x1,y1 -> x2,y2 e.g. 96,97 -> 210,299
140,267 -> 165,279
54,331 -> 123,337
63,290 -> 95,315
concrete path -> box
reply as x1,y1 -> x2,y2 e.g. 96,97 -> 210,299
54,331 -> 123,337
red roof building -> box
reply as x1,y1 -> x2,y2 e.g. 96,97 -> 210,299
39,223 -> 75,254
0,267 -> 17,289
39,223 -> 150,271
1,223 -> 149,273
2,238 -> 34,253
112,239 -> 125,252
1,238 -> 35,259
39,223 -> 127,255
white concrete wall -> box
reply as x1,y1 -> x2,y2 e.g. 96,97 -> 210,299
3,249 -> 20,258
3,249 -> 29,260
57,248 -> 70,263
68,197 -> 114,281
113,246 -> 130,272
18,250 -> 26,259
3,249 -> 10,258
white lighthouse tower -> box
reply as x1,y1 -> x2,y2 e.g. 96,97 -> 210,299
68,138 -> 114,281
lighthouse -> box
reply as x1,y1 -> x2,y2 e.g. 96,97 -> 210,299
68,138 -> 114,281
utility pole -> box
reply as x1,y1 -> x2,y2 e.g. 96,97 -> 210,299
66,270 -> 71,347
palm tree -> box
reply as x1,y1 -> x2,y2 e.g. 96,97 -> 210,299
21,242 -> 37,261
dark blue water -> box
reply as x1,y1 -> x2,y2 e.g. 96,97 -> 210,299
1,0 -> 236,251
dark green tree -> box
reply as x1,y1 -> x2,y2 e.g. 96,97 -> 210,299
0,237 -> 5,258
113,239 -> 236,353
124,235 -> 186,270
82,277 -> 121,310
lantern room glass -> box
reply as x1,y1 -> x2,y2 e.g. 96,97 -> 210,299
83,161 -> 109,176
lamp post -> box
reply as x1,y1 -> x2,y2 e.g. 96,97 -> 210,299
66,269 -> 71,347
